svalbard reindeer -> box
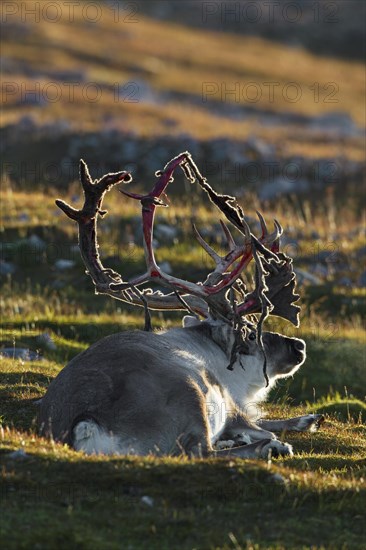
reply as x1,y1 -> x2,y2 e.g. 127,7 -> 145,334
39,152 -> 323,458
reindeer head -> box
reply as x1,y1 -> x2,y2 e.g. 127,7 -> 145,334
56,152 -> 302,384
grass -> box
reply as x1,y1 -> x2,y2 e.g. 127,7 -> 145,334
1,181 -> 365,549
1,307 -> 365,548
1,2 -> 366,547
1,417 -> 366,549
1,423 -> 366,549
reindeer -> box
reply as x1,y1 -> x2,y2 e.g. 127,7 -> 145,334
39,152 -> 323,458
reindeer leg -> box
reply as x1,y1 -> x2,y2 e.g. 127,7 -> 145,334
213,438 -> 293,459
257,414 -> 325,433
215,414 -> 293,456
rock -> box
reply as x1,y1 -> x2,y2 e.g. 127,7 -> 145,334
246,137 -> 275,158
27,234 -> 46,250
259,177 -> 310,200
316,250 -> 343,264
359,271 -> 366,287
338,277 -> 352,287
267,473 -> 288,485
141,496 -> 154,507
154,223 -> 178,244
0,260 -> 16,275
162,117 -> 178,128
36,333 -> 57,351
8,449 -> 29,460
0,348 -> 42,361
121,139 -> 138,160
50,69 -> 85,82
159,261 -> 173,274
20,94 -> 47,107
310,263 -> 328,278
54,259 -> 75,271
125,79 -> 158,104
207,138 -> 233,163
51,279 -> 66,289
355,246 -> 366,259
310,112 -> 361,136
295,269 -> 321,285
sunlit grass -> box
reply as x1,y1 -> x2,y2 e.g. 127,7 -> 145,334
1,407 -> 365,548
2,1 -> 365,159
1,3 -> 365,547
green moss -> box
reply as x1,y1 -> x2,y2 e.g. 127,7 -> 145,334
313,398 -> 366,423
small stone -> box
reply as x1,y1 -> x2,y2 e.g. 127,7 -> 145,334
338,277 -> 352,287
295,269 -> 321,285
27,234 -> 46,250
141,495 -> 154,507
359,271 -> 366,287
159,261 -> 172,274
8,449 -> 29,460
155,223 -> 178,244
268,473 -> 288,485
0,260 -> 16,276
355,246 -> 366,258
0,348 -> 42,361
37,333 -> 57,351
54,259 -> 75,271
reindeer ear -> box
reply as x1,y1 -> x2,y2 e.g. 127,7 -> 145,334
209,322 -> 235,356
182,315 -> 201,328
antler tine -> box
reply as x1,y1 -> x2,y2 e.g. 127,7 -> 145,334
219,220 -> 236,249
56,199 -> 80,222
274,219 -> 283,234
241,217 -> 252,240
79,158 -> 93,191
256,210 -> 268,238
192,223 -> 221,263
256,211 -> 283,253
55,162 -> 135,293
271,219 -> 282,253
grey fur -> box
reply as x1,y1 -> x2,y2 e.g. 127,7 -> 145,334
38,319 -> 322,459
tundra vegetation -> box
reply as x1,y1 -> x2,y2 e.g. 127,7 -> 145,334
1,2 -> 365,549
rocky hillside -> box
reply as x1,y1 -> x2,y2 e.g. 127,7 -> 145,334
1,1 -> 365,200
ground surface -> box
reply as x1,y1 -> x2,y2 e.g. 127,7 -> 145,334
1,2 -> 365,548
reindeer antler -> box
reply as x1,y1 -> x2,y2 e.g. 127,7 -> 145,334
56,152 -> 300,332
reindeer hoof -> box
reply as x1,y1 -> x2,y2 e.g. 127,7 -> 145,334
260,439 -> 293,459
294,414 -> 325,432
214,439 -> 236,450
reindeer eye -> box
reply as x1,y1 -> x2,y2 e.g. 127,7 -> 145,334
248,332 -> 256,341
